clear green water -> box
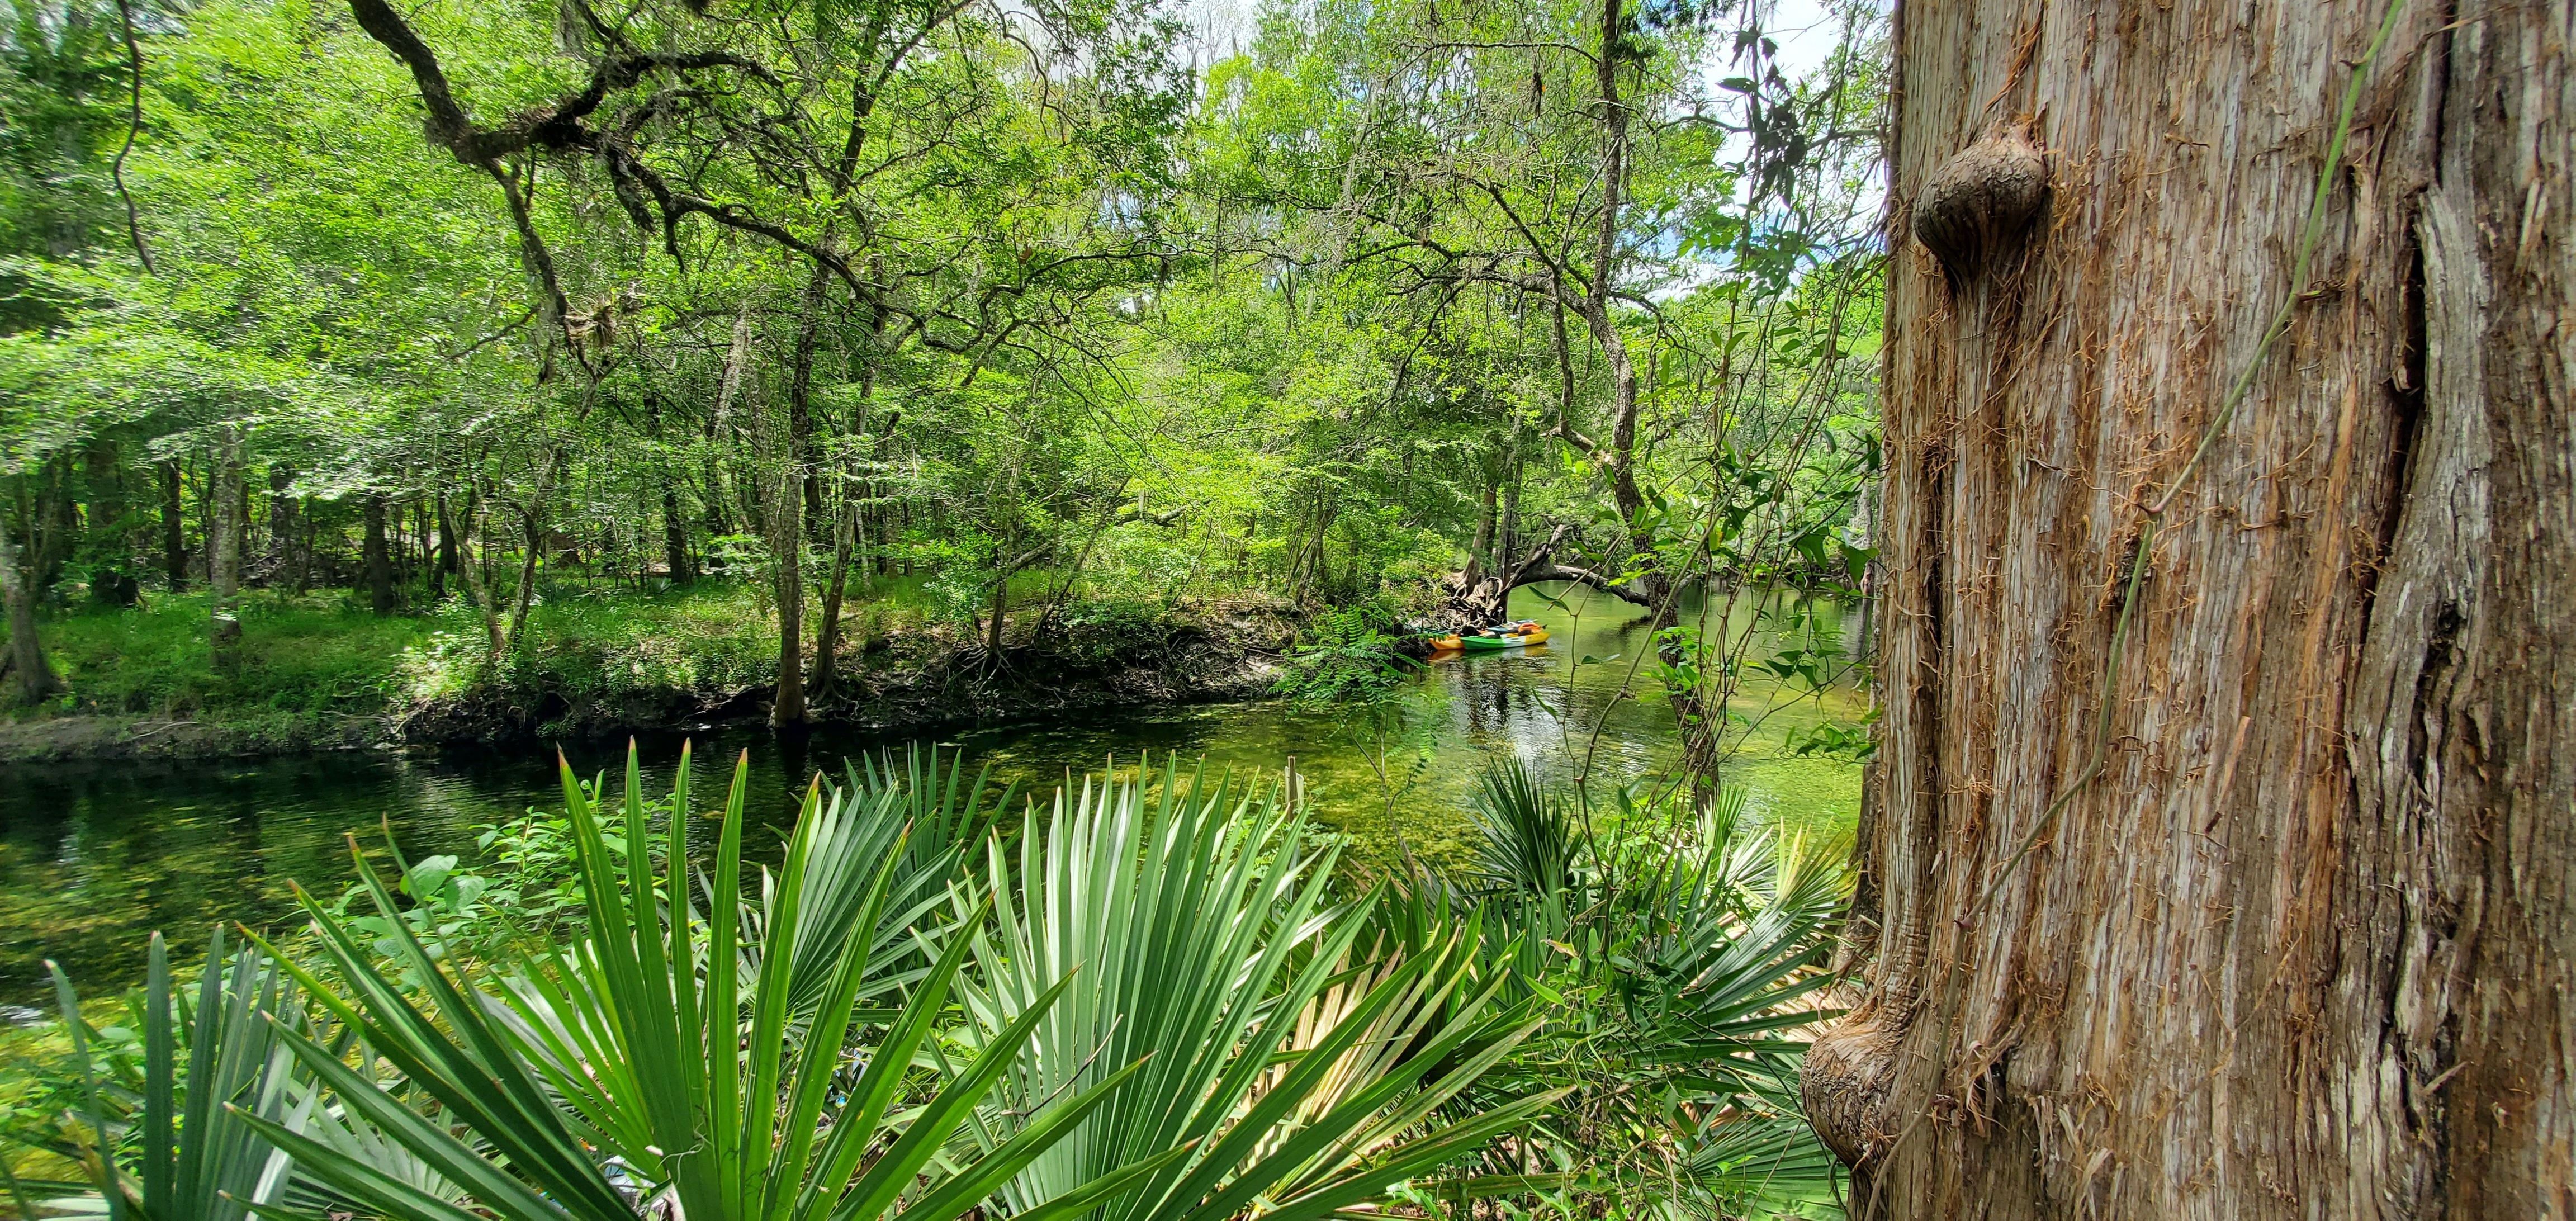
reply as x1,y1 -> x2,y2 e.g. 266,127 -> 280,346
0,584 -> 1864,1004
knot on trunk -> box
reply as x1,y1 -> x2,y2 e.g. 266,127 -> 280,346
1801,1007 -> 1907,1171
1911,127 -> 2048,286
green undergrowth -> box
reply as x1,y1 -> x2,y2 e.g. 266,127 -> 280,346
4,575 -> 1234,736
7,591 -> 433,721
395,583 -> 785,709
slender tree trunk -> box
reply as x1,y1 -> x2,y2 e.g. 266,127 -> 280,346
233,466 -> 253,586
500,448 -> 561,656
663,490 -> 692,586
363,492 -> 395,616
82,438 -> 124,584
436,489 -> 458,574
291,499 -> 312,594
266,465 -> 299,579
811,499 -> 855,701
1547,0 -> 1658,605
771,267 -> 832,727
1802,2 -> 2574,1217
456,486 -> 506,659
433,490 -> 457,600
811,294 -> 883,701
506,507 -> 542,652
209,427 -> 245,666
1,482 -> 60,704
158,458 -> 185,590
984,571 -> 1008,655
413,499 -> 432,599
770,493 -> 805,725
1470,477 -> 1498,578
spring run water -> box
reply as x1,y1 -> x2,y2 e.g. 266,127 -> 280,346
0,584 -> 1867,1003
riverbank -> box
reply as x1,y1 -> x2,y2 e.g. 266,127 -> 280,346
0,584 -> 1299,764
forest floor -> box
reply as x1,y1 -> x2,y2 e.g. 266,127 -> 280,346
0,581 -> 1299,763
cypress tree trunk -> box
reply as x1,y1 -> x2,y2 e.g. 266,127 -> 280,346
1801,1 -> 2574,1216
363,492 -> 395,615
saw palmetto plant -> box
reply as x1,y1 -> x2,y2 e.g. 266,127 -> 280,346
239,744 -> 1176,1221
951,758 -> 1566,1221
4,746 -> 1848,1221
1422,763 -> 1854,1218
12,931 -> 303,1221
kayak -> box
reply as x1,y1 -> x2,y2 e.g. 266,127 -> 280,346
1429,621 -> 1547,652
1457,628 -> 1548,650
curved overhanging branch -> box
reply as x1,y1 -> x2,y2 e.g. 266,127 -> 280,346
1443,523 -> 1652,627
346,0 -> 806,355
348,0 -> 772,167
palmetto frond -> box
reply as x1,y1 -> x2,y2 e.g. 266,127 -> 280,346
954,757 -> 1564,1221
240,744 -> 1177,1221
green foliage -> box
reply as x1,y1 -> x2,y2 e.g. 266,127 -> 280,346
22,592 -> 425,718
1270,602 -> 1413,707
4,0 -> 1895,1208
1467,756 -> 1578,901
249,746 -> 1176,1221
1412,764 -> 1853,1218
3,738 -> 1856,1221
954,756 -> 1564,1221
10,930 -> 305,1221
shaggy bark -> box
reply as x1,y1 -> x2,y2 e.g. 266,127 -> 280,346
1802,2 -> 2572,1217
